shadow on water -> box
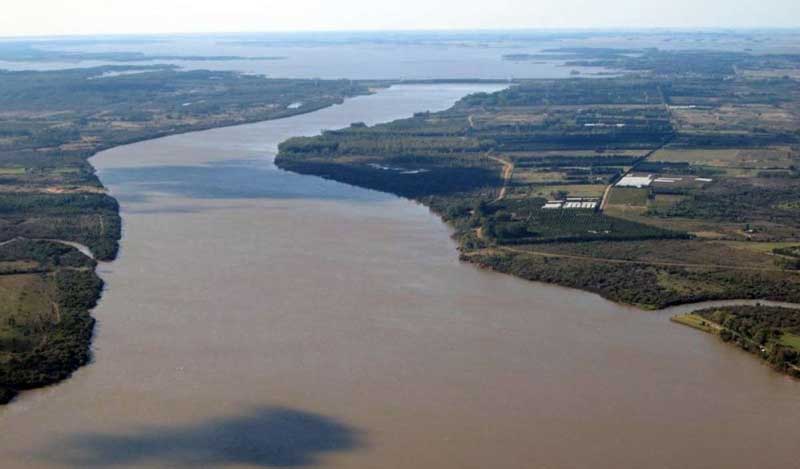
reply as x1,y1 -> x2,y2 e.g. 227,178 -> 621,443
39,406 -> 364,467
101,159 -> 395,204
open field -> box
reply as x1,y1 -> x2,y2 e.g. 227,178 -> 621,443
780,333 -> 800,350
0,239 -> 101,403
0,273 -> 55,348
607,187 -> 649,206
527,184 -> 607,199
651,147 -> 795,169
670,313 -> 719,334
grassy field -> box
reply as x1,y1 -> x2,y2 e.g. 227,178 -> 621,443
607,187 -> 649,206
0,242 -> 101,403
778,333 -> 800,350
670,313 -> 719,334
529,184 -> 607,198
651,147 -> 794,169
512,170 -> 568,184
0,274 -> 55,351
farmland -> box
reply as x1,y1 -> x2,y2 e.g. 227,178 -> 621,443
277,49 -> 800,308
0,239 -> 100,403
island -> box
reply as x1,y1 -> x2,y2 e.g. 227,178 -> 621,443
0,66 -> 373,402
0,40 -> 286,63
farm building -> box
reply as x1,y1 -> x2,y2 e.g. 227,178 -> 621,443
542,198 -> 598,210
616,174 -> 654,188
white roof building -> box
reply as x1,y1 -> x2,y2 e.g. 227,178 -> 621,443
616,174 -> 654,188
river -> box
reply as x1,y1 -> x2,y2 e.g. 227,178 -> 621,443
0,84 -> 798,469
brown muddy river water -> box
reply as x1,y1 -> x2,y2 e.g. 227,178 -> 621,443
1,85 -> 798,469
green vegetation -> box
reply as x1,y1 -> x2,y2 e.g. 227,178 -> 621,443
607,187 -> 649,206
0,66 -> 372,260
0,66 -> 375,402
673,305 -> 800,378
774,245 -> 800,258
5,41 -> 800,399
0,239 -> 101,403
670,313 -> 718,334
277,64 -> 800,308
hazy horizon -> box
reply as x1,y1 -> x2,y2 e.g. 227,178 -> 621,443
2,0 -> 799,38
3,27 -> 800,41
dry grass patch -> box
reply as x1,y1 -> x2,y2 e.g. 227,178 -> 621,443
530,184 -> 606,198
652,147 -> 795,169
672,105 -> 800,133
608,187 -> 649,206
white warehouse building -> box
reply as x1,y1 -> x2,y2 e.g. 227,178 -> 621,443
616,174 -> 654,188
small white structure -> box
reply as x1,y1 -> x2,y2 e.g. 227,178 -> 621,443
616,174 -> 654,188
543,198 -> 598,210
583,123 -> 626,128
654,177 -> 683,183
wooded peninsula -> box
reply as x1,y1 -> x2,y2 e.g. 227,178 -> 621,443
673,305 -> 800,378
274,47 -> 800,378
276,48 -> 800,313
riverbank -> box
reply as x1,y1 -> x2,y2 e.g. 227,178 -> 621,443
0,239 -> 101,403
672,305 -> 800,378
0,67 -> 380,403
0,79 -> 519,404
2,83 -> 798,469
275,76 -> 800,310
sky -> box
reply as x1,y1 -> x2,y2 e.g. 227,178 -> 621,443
2,0 -> 799,37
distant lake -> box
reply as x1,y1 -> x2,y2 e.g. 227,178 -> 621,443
0,36 -> 612,79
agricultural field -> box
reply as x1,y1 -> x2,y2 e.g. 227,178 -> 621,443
607,187 -> 649,207
277,50 -> 800,308
0,239 -> 100,403
527,184 -> 607,199
652,147 -> 795,168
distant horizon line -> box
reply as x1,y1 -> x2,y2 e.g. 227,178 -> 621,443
2,26 -> 800,41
